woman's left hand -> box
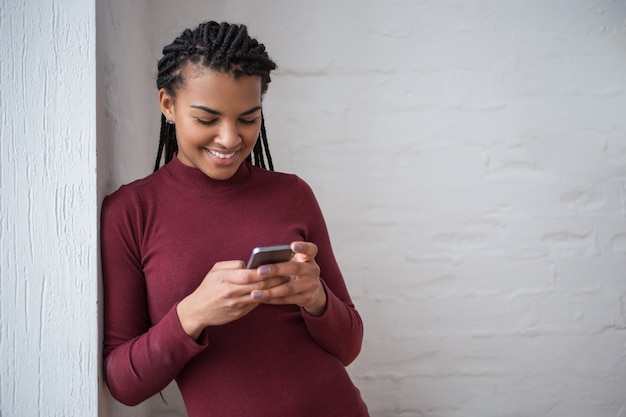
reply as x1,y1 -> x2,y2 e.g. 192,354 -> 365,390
250,241 -> 327,316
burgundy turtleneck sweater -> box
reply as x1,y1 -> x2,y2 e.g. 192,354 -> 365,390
101,156 -> 369,417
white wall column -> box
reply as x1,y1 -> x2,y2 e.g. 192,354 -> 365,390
0,1 -> 98,416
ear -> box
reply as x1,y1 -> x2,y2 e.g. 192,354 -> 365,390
158,88 -> 175,122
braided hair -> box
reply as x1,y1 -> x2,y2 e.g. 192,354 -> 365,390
154,21 -> 278,172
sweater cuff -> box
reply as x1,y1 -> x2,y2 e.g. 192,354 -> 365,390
167,303 -> 209,352
301,279 -> 336,323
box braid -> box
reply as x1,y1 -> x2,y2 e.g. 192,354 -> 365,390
154,21 -> 277,172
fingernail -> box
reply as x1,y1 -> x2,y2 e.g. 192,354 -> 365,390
258,266 -> 270,275
293,243 -> 303,251
251,291 -> 263,299
283,275 -> 292,283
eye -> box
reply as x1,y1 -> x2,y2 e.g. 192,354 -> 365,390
239,117 -> 259,125
196,118 -> 217,126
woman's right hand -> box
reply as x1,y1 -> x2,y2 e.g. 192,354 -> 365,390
176,260 -> 289,340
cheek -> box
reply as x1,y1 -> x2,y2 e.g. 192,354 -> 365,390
177,123 -> 211,145
242,123 -> 261,143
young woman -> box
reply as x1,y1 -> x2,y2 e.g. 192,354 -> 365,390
101,21 -> 369,417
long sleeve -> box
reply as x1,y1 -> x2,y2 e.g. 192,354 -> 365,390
295,178 -> 364,365
101,189 -> 208,405
301,281 -> 364,365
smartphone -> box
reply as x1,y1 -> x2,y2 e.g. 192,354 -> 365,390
246,245 -> 294,269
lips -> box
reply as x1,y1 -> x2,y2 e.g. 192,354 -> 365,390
203,147 -> 240,166
207,149 -> 236,159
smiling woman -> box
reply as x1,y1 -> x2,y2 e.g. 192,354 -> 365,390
153,22 -> 277,173
100,20 -> 369,417
159,70 -> 263,180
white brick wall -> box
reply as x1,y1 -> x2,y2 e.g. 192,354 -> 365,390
102,1 -> 626,416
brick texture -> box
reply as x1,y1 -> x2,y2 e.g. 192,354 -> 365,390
105,1 -> 626,416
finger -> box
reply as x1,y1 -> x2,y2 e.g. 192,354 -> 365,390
226,267 -> 291,287
252,275 -> 291,292
211,260 -> 246,271
204,262 -> 264,287
290,241 -> 318,262
250,276 -> 316,301
252,289 -> 313,307
255,262 -> 310,282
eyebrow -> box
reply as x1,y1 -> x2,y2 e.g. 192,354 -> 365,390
190,104 -> 262,116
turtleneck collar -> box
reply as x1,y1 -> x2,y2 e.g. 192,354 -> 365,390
162,153 -> 253,194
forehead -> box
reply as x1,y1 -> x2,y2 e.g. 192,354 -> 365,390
176,65 -> 262,107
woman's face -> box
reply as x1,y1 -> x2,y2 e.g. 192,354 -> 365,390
159,67 -> 263,180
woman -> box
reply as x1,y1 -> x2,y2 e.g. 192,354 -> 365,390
101,20 -> 369,417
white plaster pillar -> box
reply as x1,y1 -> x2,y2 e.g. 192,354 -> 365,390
0,1 -> 98,416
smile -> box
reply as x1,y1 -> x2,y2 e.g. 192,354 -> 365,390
207,149 -> 236,159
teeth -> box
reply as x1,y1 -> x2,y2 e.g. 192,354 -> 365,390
208,149 -> 236,159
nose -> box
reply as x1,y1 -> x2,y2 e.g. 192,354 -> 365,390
215,122 -> 241,149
